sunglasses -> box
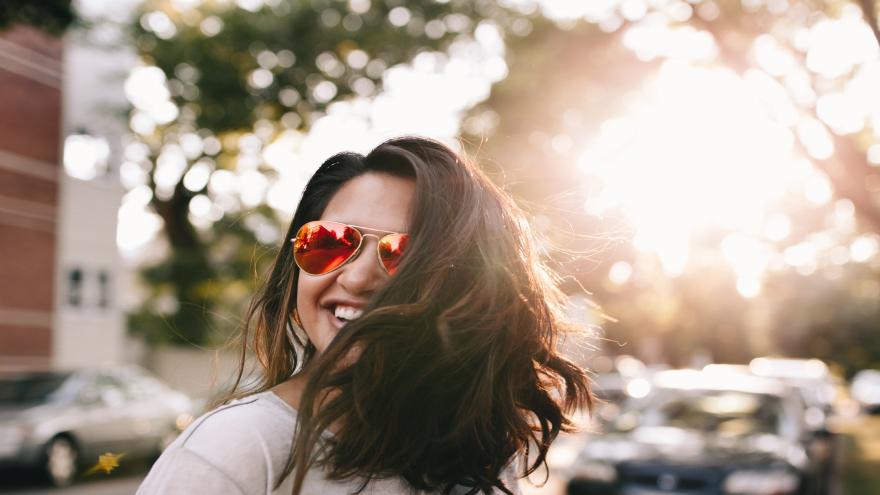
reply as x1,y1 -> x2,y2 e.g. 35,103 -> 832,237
291,221 -> 409,275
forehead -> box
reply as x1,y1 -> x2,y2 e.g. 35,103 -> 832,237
320,172 -> 416,233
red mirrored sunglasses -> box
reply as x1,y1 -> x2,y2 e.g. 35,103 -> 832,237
291,221 -> 409,275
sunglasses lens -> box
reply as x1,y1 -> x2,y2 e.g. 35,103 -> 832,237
293,222 -> 361,274
378,234 -> 409,275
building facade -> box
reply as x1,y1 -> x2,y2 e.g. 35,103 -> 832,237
0,25 -> 64,372
1,17 -> 130,372
52,22 -> 131,369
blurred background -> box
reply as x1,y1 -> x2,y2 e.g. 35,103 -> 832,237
1,0 -> 880,493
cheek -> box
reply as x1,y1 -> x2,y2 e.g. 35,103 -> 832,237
295,277 -> 307,310
296,276 -> 318,318
295,274 -> 331,346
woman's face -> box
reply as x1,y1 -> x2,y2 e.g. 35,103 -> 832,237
296,172 -> 416,353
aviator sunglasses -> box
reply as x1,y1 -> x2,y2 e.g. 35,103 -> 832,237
292,221 -> 409,275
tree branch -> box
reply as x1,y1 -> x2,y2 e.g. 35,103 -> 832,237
693,13 -> 880,232
856,0 -> 880,49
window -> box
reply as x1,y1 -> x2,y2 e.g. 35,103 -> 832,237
67,268 -> 83,306
98,270 -> 110,308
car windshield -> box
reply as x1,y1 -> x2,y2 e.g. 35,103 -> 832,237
615,388 -> 784,437
0,372 -> 73,404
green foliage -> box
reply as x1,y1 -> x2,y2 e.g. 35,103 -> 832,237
133,0 -> 502,133
840,420 -> 880,495
0,0 -> 77,35
131,205 -> 280,345
768,266 -> 880,378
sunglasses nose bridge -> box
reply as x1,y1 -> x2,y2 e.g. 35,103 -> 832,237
347,232 -> 379,264
343,231 -> 388,280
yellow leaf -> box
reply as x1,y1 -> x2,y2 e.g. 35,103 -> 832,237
85,452 -> 126,475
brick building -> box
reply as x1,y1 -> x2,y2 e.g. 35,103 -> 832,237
0,25 -> 64,371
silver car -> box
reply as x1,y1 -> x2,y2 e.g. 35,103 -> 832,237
0,366 -> 195,487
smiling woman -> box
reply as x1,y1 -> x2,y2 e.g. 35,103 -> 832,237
137,136 -> 592,495
294,173 -> 416,353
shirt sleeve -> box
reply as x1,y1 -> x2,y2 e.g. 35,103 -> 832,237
136,446 -> 248,495
501,455 -> 523,495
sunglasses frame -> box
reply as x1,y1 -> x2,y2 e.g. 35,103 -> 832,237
291,220 -> 409,276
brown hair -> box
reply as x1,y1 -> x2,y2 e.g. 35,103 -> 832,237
222,136 -> 592,494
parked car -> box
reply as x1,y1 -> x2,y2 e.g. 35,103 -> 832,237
851,369 -> 880,414
745,357 -> 840,490
566,369 -> 822,495
748,358 -> 838,428
0,366 -> 195,486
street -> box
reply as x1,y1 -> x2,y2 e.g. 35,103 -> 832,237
2,416 -> 879,495
0,458 -> 150,495
0,476 -> 143,495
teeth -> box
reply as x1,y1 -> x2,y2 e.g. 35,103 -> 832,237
334,305 -> 363,321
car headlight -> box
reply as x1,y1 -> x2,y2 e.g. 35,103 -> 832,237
723,469 -> 799,494
570,460 -> 617,483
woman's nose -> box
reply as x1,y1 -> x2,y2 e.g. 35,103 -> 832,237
336,237 -> 386,296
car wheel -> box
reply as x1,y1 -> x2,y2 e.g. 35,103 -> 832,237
44,436 -> 78,487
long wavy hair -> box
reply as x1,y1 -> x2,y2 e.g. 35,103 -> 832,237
221,136 -> 592,494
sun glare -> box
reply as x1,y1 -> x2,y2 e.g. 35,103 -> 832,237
580,60 -> 807,280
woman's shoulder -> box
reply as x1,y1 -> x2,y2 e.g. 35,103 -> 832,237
169,391 -> 297,475
176,390 -> 298,451
138,390 -> 299,494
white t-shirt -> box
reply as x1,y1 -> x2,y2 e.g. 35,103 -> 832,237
137,390 -> 523,495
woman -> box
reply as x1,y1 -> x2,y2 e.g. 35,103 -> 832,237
138,136 -> 592,494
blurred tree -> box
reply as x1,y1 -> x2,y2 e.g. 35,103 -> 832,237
0,0 -> 78,35
466,0 -> 880,371
125,0 -> 520,345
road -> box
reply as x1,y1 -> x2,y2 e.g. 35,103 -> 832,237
3,416 -> 879,495
0,458 -> 149,495
0,476 -> 143,495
